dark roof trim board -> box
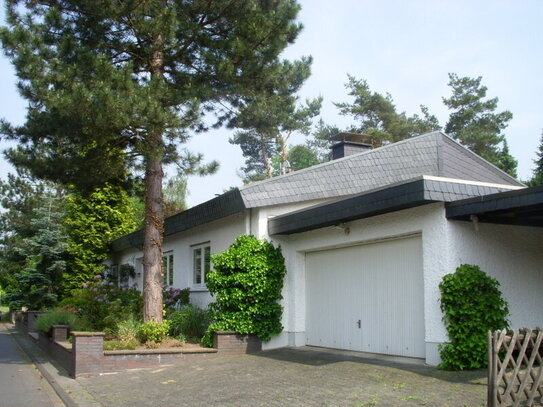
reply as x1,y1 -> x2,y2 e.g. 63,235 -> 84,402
112,132 -> 525,251
268,176 -> 518,235
111,189 -> 246,252
446,185 -> 543,227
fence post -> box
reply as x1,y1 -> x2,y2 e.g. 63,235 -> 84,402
488,330 -> 494,407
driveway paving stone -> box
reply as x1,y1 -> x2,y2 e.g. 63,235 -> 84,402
78,347 -> 487,407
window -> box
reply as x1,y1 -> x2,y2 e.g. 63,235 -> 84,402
108,264 -> 132,288
162,252 -> 174,286
192,243 -> 210,286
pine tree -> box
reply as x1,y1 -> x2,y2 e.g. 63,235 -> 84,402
0,176 -> 67,310
334,75 -> 440,147
229,59 -> 321,181
1,0 -> 304,321
305,120 -> 341,163
496,140 -> 518,178
528,131 -> 543,186
443,73 -> 514,172
163,174 -> 188,217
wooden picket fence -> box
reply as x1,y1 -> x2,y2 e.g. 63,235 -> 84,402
488,328 -> 543,407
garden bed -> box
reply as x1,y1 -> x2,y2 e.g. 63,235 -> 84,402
21,322 -> 260,377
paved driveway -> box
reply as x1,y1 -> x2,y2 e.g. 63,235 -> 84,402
78,347 -> 487,407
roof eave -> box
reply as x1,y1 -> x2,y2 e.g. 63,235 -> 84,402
111,188 -> 246,253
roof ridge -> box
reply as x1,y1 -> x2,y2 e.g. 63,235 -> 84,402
437,134 -> 524,186
240,131 -> 442,192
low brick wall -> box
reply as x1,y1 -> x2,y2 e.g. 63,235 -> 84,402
27,311 -> 46,333
214,331 -> 262,354
25,324 -> 262,377
36,329 -> 73,374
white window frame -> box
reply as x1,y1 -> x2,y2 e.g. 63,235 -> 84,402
108,264 -> 130,288
192,242 -> 211,288
162,251 -> 174,287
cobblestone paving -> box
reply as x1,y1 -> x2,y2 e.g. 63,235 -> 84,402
78,347 -> 487,407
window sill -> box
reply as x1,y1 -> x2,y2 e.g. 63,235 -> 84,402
190,287 -> 209,293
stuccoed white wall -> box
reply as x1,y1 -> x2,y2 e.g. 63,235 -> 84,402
248,199 -> 333,350
448,221 -> 543,330
271,203 -> 450,360
113,212 -> 247,309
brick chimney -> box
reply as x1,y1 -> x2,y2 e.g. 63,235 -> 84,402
330,132 -> 372,160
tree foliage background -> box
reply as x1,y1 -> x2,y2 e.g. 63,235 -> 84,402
1,0 -> 307,320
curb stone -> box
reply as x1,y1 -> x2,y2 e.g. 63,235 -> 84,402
1,323 -> 103,407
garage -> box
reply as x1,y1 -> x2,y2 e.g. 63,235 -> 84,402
305,235 -> 425,358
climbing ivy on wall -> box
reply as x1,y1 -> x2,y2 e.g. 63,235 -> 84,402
203,235 -> 286,346
439,264 -> 509,370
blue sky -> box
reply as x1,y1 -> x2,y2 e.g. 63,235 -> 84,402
1,0 -> 542,207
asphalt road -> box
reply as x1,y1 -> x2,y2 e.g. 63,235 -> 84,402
0,324 -> 64,407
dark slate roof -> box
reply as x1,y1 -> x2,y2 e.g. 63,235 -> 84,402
446,184 -> 543,227
111,132 -> 524,252
239,132 -> 523,208
268,176 -> 521,235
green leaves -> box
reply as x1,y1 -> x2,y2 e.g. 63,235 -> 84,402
443,73 -> 515,175
334,75 -> 440,147
63,185 -> 137,293
203,235 -> 286,346
438,264 -> 509,370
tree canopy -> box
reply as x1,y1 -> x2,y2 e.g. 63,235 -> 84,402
0,171 -> 67,310
1,0 -> 306,320
443,73 -> 515,175
334,74 -> 440,147
229,58 -> 322,182
527,131 -> 543,186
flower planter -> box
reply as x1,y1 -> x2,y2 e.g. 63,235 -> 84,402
213,331 -> 262,354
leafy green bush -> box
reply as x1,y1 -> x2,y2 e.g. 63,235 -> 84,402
59,276 -> 142,333
63,185 -> 137,293
104,339 -> 137,351
115,316 -> 141,348
137,320 -> 171,343
439,264 -> 509,370
168,305 -> 211,341
203,235 -> 286,347
36,309 -> 88,334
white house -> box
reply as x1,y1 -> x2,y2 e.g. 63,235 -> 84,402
110,131 -> 543,366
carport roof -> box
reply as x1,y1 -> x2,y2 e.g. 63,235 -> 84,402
268,176 -> 521,235
445,185 -> 543,227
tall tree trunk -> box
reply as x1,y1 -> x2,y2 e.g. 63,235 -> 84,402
143,150 -> 164,321
143,33 -> 165,322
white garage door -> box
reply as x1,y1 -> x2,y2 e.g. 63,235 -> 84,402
305,235 -> 424,358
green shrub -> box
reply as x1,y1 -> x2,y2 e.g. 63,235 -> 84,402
115,316 -> 141,345
168,305 -> 211,341
0,311 -> 11,323
36,309 -> 88,334
104,339 -> 137,351
439,264 -> 509,370
163,286 -> 190,315
203,235 -> 286,347
137,320 -> 171,343
59,277 -> 143,333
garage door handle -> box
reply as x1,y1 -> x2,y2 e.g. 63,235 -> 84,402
357,320 -> 361,329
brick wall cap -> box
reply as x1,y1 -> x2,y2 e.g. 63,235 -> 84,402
51,324 -> 70,328
71,331 -> 105,337
104,348 -> 217,356
215,331 -> 256,335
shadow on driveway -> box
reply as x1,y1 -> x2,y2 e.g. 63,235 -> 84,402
254,346 -> 487,385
